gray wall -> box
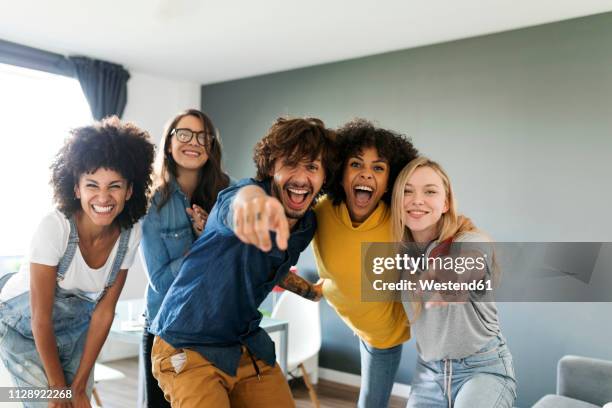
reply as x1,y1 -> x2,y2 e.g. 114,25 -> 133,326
202,12 -> 612,406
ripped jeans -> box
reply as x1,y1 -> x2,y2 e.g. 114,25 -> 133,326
0,322 -> 94,408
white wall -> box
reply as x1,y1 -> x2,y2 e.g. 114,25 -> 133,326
123,71 -> 201,148
99,71 -> 200,361
119,70 -> 200,301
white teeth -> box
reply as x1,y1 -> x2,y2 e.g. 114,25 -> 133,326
93,205 -> 113,213
409,210 -> 427,214
288,188 -> 308,195
182,150 -> 200,157
355,185 -> 373,192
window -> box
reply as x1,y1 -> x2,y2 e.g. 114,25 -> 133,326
0,63 -> 91,257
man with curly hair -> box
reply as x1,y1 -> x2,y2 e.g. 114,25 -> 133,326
150,117 -> 336,407
0,116 -> 154,406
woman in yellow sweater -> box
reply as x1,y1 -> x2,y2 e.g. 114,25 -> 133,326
313,119 -> 418,408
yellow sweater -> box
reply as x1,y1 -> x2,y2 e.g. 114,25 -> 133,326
313,196 -> 410,349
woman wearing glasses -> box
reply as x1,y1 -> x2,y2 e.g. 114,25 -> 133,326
140,109 -> 231,407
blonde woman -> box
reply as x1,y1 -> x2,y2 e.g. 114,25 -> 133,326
391,157 -> 516,408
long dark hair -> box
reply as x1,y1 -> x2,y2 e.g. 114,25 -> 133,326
153,109 -> 230,212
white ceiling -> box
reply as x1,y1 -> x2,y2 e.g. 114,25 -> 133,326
2,0 -> 612,85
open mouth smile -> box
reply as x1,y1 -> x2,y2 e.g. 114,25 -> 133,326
353,184 -> 375,208
285,186 -> 312,210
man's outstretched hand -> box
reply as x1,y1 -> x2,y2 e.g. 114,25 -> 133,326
232,185 -> 289,252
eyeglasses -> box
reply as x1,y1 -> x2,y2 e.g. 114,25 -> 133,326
171,128 -> 215,147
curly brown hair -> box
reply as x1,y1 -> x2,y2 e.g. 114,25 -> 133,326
253,117 -> 337,194
50,116 -> 155,229
327,118 -> 418,206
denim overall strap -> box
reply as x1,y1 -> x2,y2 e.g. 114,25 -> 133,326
56,216 -> 80,282
95,227 -> 131,303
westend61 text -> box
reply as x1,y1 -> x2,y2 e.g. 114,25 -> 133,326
372,279 -> 493,292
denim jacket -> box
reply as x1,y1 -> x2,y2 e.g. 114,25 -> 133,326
141,178 -> 236,328
141,180 -> 195,328
150,178 -> 316,376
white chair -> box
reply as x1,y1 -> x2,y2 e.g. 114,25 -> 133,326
271,291 -> 321,408
92,362 -> 126,407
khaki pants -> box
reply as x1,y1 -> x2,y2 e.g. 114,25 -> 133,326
151,336 -> 295,408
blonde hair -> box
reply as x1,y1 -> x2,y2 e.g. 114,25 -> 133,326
391,157 -> 482,319
391,157 -> 477,243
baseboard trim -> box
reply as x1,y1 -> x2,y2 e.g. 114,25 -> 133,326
318,367 -> 411,399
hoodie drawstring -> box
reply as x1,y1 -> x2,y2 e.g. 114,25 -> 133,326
442,359 -> 453,408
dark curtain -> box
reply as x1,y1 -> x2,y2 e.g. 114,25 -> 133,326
0,39 -> 74,77
69,56 -> 130,120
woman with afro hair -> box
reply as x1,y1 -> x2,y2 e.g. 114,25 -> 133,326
0,116 -> 154,407
312,118 -> 418,408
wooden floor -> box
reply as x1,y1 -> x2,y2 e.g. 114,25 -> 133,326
95,358 -> 407,408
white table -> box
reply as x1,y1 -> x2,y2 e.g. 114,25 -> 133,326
108,299 -> 289,407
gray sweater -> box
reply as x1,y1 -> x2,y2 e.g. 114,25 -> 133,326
404,232 -> 501,362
